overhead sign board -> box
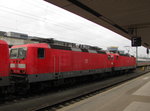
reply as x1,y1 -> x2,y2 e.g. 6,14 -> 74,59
131,37 -> 142,47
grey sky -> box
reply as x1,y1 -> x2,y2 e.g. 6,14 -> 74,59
0,0 -> 148,57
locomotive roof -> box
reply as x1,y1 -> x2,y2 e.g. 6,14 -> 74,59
29,38 -> 102,51
11,43 -> 49,48
11,42 -> 107,54
10,38 -> 135,56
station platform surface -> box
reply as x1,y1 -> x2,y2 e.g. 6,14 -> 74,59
58,72 -> 150,111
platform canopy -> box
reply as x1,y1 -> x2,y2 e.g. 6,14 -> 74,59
45,0 -> 150,48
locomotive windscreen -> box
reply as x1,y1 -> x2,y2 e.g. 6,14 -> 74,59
10,47 -> 27,59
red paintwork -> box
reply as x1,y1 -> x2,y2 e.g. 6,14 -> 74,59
10,43 -> 112,75
0,40 -> 9,77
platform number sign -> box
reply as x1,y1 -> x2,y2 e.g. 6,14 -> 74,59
131,37 -> 141,47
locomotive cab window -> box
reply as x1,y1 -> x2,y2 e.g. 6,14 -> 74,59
108,55 -> 111,60
10,47 -> 27,59
38,48 -> 45,58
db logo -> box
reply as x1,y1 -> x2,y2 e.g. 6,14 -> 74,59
85,59 -> 88,64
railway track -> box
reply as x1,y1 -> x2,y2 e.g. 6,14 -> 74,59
0,68 -> 149,111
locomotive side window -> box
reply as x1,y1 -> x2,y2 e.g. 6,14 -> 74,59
38,48 -> 45,58
108,55 -> 114,60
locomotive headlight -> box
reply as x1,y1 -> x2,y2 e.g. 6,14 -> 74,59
18,64 -> 26,68
10,63 -> 15,68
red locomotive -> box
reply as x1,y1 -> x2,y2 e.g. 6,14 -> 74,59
0,40 -> 10,93
10,41 -> 112,83
110,53 -> 136,71
10,39 -> 136,87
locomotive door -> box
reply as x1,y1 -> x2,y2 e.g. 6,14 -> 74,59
53,55 -> 62,79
